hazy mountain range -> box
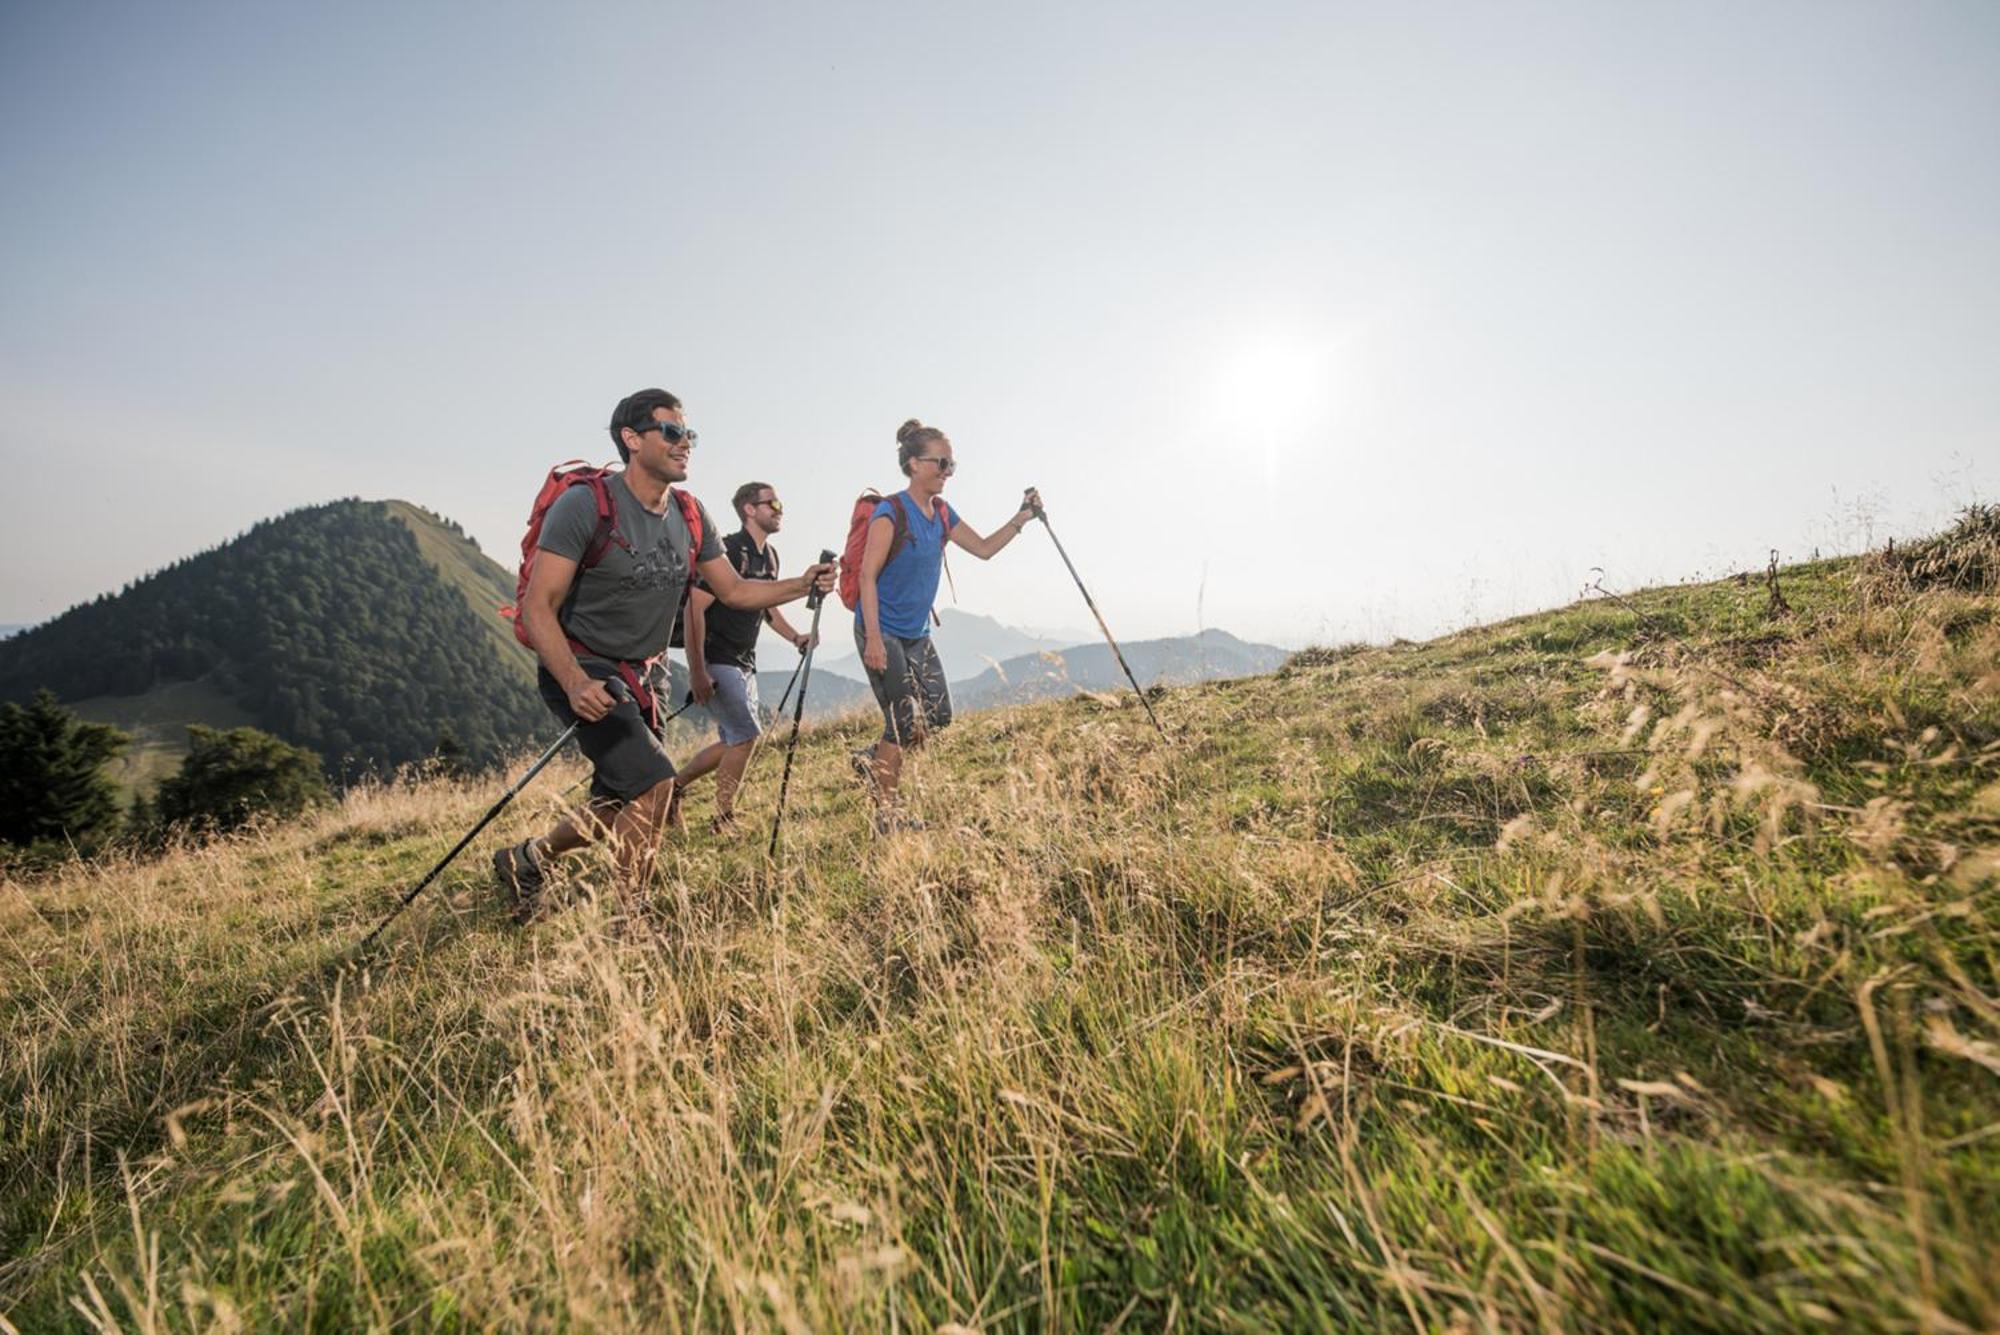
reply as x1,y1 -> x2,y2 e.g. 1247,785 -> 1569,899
735,627 -> 1287,727
949,629 -> 1288,710
812,609 -> 1084,682
0,499 -> 1285,789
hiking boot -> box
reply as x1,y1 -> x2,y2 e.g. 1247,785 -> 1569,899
850,746 -> 878,794
871,809 -> 926,837
710,810 -> 740,837
664,779 -> 686,831
492,839 -> 546,923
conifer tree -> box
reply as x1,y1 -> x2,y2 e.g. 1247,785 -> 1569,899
124,791 -> 161,849
0,689 -> 129,853
432,724 -> 470,779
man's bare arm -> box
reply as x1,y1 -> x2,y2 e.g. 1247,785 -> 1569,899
522,551 -> 616,721
699,555 -> 833,610
766,605 -> 809,648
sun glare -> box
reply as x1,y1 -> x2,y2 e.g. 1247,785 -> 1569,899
1211,337 -> 1336,437
1208,336 -> 1341,496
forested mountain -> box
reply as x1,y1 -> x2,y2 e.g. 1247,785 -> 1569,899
0,500 -> 550,780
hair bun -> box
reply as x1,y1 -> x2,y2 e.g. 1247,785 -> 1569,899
896,419 -> 927,446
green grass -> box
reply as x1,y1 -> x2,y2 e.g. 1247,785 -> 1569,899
2,532 -> 1997,1331
384,499 -> 537,688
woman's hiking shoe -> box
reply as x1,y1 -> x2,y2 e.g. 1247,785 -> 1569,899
492,840 -> 545,923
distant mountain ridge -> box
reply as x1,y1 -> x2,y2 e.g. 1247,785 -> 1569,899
951,628 -> 1289,710
813,610 -> 1073,682
717,627 -> 1287,727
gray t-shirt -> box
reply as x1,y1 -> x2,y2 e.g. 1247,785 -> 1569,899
538,474 -> 723,661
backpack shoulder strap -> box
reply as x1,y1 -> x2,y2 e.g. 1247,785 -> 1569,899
669,487 -> 704,562
579,472 -> 620,570
937,501 -> 956,621
886,492 -> 912,553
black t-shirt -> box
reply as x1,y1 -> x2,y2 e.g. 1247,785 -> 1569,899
698,530 -> 778,670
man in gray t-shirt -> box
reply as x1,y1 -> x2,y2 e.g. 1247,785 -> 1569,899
538,471 -> 723,662
492,388 -> 836,922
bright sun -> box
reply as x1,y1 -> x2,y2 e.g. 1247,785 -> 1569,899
1208,337 -> 1341,496
1211,337 -> 1335,437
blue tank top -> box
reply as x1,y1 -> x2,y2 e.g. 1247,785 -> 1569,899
859,492 -> 956,638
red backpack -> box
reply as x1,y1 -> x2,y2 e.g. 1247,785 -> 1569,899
500,460 -> 704,651
837,489 -> 953,621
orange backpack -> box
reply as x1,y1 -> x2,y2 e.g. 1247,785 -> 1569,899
837,490 -> 953,620
499,461 -> 703,649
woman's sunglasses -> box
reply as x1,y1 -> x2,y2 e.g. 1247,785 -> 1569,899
912,455 -> 956,475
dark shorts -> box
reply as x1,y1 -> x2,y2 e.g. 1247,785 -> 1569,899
856,623 -> 952,746
537,659 -> 677,802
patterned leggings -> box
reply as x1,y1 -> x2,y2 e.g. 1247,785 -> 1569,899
856,624 -> 953,746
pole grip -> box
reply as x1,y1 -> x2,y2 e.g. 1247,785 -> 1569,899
805,548 -> 837,610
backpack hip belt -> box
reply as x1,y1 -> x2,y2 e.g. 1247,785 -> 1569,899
564,635 -> 662,732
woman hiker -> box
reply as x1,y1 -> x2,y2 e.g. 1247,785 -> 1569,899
853,418 -> 1039,834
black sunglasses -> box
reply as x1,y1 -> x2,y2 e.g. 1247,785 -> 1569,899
912,455 -> 956,475
635,421 -> 698,447
753,497 -> 783,514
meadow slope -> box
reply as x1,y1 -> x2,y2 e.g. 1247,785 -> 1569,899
3,523 -> 1996,1331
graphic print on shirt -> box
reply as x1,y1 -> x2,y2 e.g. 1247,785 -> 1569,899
609,527 -> 687,594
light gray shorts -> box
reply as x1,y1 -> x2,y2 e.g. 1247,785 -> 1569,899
707,662 -> 761,746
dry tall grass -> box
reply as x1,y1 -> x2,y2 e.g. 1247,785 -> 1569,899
3,527 -> 1997,1330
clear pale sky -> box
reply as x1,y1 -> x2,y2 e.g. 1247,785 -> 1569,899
3,1 -> 1994,647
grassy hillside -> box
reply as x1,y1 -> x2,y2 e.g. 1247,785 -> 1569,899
68,677 -> 258,798
382,500 -> 537,688
2,518 -> 1996,1330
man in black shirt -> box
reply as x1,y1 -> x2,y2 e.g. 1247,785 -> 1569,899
675,480 -> 814,830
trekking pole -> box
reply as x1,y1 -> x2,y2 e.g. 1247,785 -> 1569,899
1029,495 -> 1170,741
357,678 -> 630,950
768,550 -> 837,861
773,651 -> 808,718
659,689 -> 698,729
